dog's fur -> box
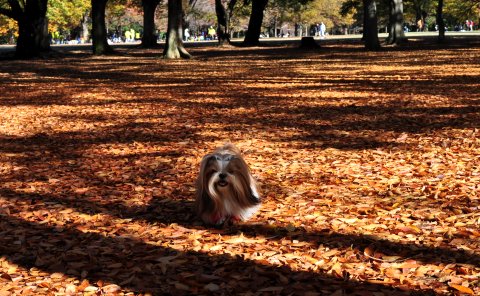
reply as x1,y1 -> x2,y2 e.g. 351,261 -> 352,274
195,143 -> 260,225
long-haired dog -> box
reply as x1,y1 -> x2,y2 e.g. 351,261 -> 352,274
195,143 -> 260,226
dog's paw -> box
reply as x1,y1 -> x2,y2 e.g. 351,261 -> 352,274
230,215 -> 242,223
223,215 -> 242,227
211,213 -> 226,225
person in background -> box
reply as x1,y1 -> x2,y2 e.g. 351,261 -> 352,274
208,26 -> 216,40
320,22 -> 326,39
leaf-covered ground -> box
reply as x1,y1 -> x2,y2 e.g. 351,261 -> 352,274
0,38 -> 479,295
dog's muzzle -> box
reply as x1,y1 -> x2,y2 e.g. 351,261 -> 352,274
217,173 -> 228,187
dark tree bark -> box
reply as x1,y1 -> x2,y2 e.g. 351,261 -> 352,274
243,0 -> 268,46
215,0 -> 237,45
92,0 -> 114,55
436,0 -> 445,43
413,1 -> 426,32
163,0 -> 191,59
142,0 -> 161,47
363,0 -> 381,51
386,0 -> 406,45
0,0 -> 50,58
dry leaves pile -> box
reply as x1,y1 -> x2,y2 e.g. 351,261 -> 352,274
0,39 -> 479,295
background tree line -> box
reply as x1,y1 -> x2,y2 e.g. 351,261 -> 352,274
0,0 -> 479,58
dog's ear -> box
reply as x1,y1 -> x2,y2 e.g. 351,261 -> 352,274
249,175 -> 260,202
195,188 -> 214,218
197,154 -> 213,186
196,154 -> 211,193
195,154 -> 216,217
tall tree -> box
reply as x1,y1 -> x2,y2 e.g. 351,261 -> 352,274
363,0 -> 380,50
163,0 -> 191,58
141,0 -> 161,47
410,0 -> 430,31
91,0 -> 114,54
0,0 -> 50,58
81,11 -> 90,41
386,0 -> 406,45
436,0 -> 445,42
215,0 -> 237,45
243,0 -> 268,46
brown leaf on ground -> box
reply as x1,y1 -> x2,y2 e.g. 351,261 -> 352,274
1,38 -> 480,295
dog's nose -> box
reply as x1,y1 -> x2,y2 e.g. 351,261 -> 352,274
219,173 -> 227,179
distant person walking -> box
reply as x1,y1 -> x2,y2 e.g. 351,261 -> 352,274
417,19 -> 424,32
125,30 -> 131,42
469,20 -> 474,31
207,26 -> 216,40
184,28 -> 190,41
320,22 -> 326,39
465,20 -> 475,31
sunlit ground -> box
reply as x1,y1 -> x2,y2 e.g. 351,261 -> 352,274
0,37 -> 479,295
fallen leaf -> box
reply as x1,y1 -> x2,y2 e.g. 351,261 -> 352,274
449,284 -> 474,295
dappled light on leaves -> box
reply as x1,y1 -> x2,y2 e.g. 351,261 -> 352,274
0,40 -> 480,295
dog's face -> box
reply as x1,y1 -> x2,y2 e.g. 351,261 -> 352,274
196,144 -> 260,225
203,152 -> 245,190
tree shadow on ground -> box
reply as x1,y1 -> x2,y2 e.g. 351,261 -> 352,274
0,125 -> 477,294
1,186 -> 478,268
1,37 -> 479,295
1,90 -> 478,151
1,214 -> 422,295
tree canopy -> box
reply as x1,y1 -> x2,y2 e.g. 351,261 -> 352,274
0,0 -> 479,57
47,0 -> 90,33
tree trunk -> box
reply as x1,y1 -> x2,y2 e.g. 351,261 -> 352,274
386,0 -> 406,45
81,11 -> 90,42
142,0 -> 161,47
92,0 -> 114,55
363,0 -> 381,51
436,0 -> 445,43
215,0 -> 237,46
243,0 -> 268,46
414,2 -> 426,32
15,0 -> 50,58
215,0 -> 229,45
273,17 -> 277,37
163,0 -> 191,59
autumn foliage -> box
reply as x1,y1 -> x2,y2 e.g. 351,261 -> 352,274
0,38 -> 479,295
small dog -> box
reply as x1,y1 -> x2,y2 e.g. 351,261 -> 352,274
195,143 -> 260,225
